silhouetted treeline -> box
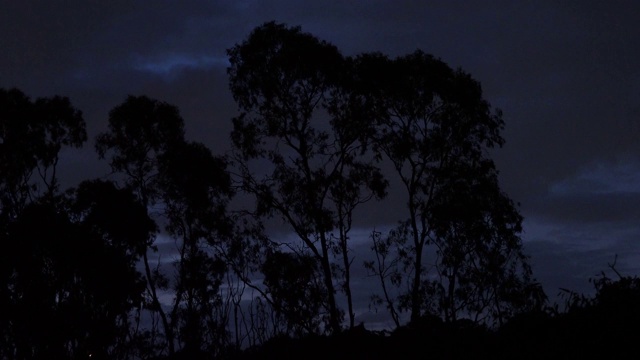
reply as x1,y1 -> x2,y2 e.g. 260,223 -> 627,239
238,273 -> 640,359
0,22 -> 634,360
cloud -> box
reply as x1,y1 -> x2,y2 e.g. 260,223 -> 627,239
132,54 -> 228,76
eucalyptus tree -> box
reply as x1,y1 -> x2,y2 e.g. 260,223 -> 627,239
0,88 -> 88,358
95,95 -> 185,207
96,95 -> 184,355
426,159 -> 538,325
96,96 -> 236,356
67,180 -> 155,359
157,140 -> 235,354
228,22 -> 386,333
359,51 -> 537,325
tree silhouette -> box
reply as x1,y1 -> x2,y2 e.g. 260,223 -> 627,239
426,159 -> 539,325
95,95 -> 184,207
353,50 -> 534,325
96,95 -> 184,355
96,95 -> 237,357
158,140 -> 234,356
0,87 -> 90,359
0,20 -> 575,357
228,21 -> 386,334
0,88 -> 86,219
70,180 -> 156,359
261,251 -> 326,336
0,182 -> 151,360
227,22 -> 539,333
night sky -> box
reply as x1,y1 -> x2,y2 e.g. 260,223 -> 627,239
2,1 -> 640,323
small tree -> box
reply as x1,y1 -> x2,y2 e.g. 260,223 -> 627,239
0,88 -> 88,359
426,159 -> 535,325
261,251 -> 327,336
68,180 -> 155,359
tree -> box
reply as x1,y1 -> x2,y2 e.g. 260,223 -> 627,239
95,95 -> 184,207
0,88 -> 86,219
96,95 -> 237,357
359,50 -> 536,324
425,159 -> 537,325
0,182 -> 151,360
67,180 -> 155,359
325,60 -> 388,327
0,88 -> 88,359
158,140 -> 235,355
261,251 -> 327,336
228,22 -> 386,333
96,95 -> 184,355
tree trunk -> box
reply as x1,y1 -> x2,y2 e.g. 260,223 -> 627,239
319,232 -> 342,333
409,197 -> 423,324
143,251 -> 174,355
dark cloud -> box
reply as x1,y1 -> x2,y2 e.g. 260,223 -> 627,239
531,192 -> 640,226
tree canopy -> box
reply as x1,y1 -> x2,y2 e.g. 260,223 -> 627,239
4,21 -> 624,360
228,22 -> 535,331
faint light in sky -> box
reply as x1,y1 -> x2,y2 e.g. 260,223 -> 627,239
133,54 -> 229,75
549,161 -> 640,195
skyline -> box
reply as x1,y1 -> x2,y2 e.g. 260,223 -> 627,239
2,1 -> 640,310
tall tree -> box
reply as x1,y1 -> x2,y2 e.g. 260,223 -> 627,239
0,88 -> 88,359
158,140 -> 235,355
325,60 -> 388,327
96,95 -> 183,355
228,22 -> 386,333
96,95 -> 237,357
359,50 -> 535,324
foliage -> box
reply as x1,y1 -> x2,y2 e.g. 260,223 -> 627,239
0,88 -> 86,219
0,185 -> 151,359
0,21 -> 560,358
355,50 -> 534,325
95,95 -> 184,205
228,21 -> 386,333
95,95 -> 240,358
261,251 -> 327,336
422,159 -> 538,326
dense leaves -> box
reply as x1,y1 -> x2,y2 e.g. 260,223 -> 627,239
261,251 -> 327,336
0,189 -> 149,360
0,88 -> 86,219
95,95 -> 185,205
